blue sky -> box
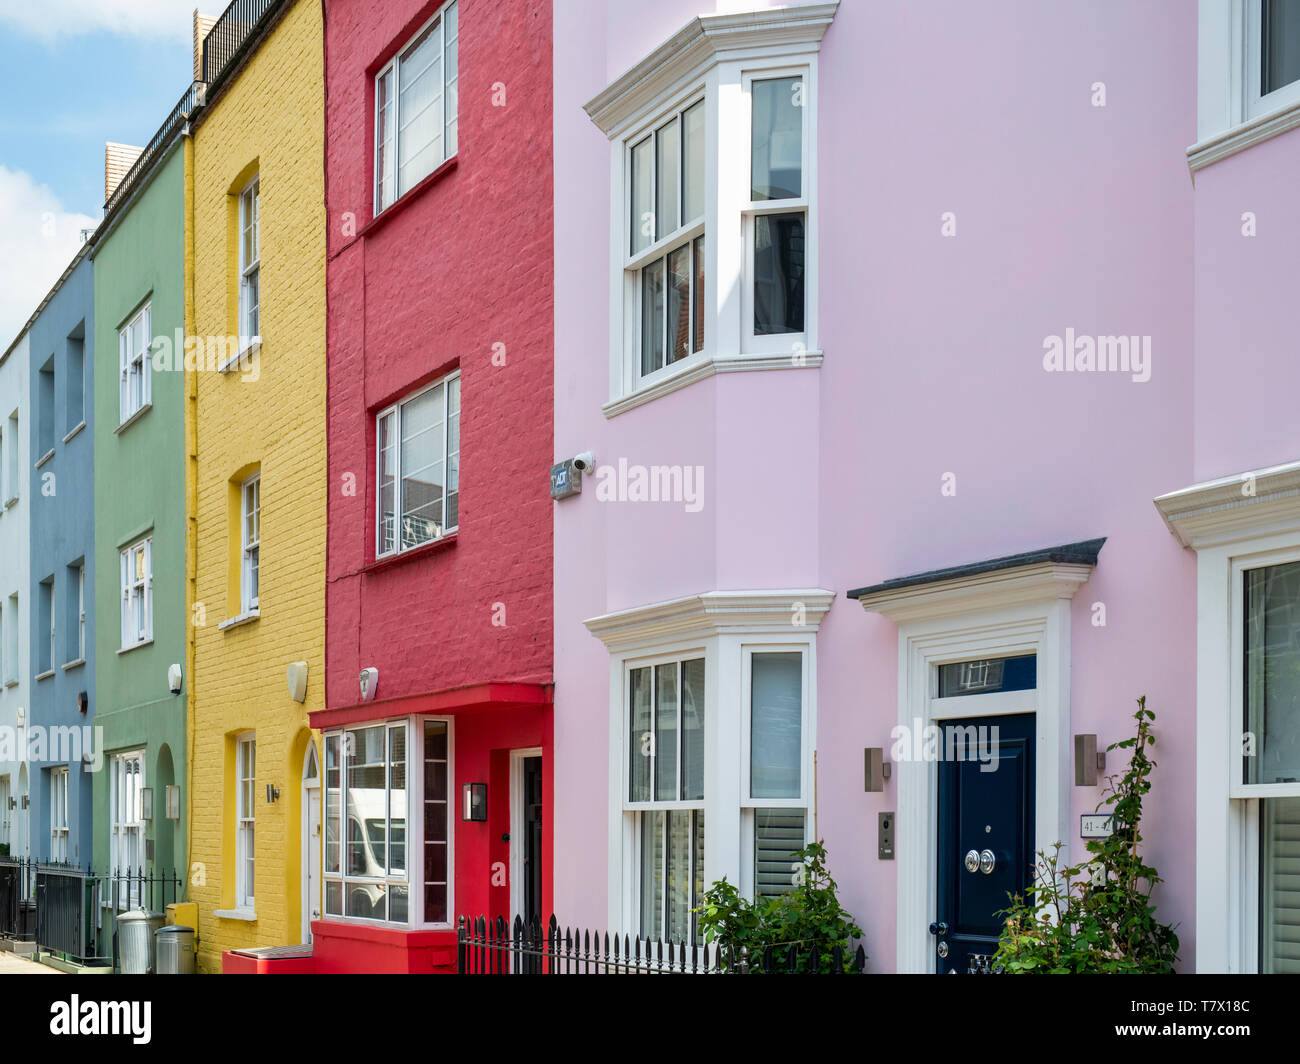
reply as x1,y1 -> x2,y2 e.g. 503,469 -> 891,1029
0,1 -> 201,346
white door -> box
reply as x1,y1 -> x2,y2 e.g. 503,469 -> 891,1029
302,744 -> 321,944
0,776 -> 9,852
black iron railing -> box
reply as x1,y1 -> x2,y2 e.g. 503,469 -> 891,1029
0,858 -> 35,940
200,0 -> 286,89
11,862 -> 185,966
457,915 -> 867,974
103,81 -> 205,216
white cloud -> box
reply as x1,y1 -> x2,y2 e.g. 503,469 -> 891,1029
0,166 -> 96,349
0,1 -> 197,41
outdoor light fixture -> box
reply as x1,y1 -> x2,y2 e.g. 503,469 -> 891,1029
6,797 -> 14,811
21,795 -> 29,810
1073,733 -> 1106,787
141,787 -> 154,821
863,748 -> 892,792
287,661 -> 309,703
168,664 -> 183,693
165,785 -> 181,821
266,784 -> 280,803
77,691 -> 88,714
462,782 -> 487,822
359,667 -> 379,702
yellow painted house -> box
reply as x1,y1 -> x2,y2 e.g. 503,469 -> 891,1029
187,0 -> 325,972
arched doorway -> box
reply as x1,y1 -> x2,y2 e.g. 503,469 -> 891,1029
301,742 -> 320,944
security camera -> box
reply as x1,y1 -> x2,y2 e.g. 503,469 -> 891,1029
572,451 -> 596,475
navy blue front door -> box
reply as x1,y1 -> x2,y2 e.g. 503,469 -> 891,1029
933,714 -> 1035,974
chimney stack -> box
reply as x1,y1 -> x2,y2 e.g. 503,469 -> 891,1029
194,9 -> 218,81
105,142 -> 144,202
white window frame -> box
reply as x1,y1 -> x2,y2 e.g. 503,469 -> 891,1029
236,733 -> 256,911
3,593 -> 16,686
39,577 -> 54,677
321,716 -> 454,930
1247,0 -> 1300,118
589,7 -> 834,417
76,563 -> 85,662
120,536 -> 153,650
49,767 -> 69,863
1155,460 -> 1300,972
110,751 -> 145,908
241,474 -> 260,613
238,177 -> 260,350
373,0 -> 459,215
375,370 -> 460,558
585,590 -> 833,940
118,303 -> 151,425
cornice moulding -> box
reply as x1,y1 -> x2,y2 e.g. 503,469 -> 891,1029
584,2 -> 839,137
851,563 -> 1095,625
1154,459 -> 1300,548
585,589 -> 836,650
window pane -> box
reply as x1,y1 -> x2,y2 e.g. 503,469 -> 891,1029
376,68 -> 395,208
682,101 -> 704,223
630,136 -> 653,253
667,245 -> 691,365
640,258 -> 665,376
423,720 -> 449,923
400,385 -> 446,547
1261,796 -> 1300,973
639,810 -> 663,940
654,663 -> 678,801
665,809 -> 693,944
937,654 -> 1037,697
755,808 -> 805,899
389,725 -> 406,875
629,666 -> 651,802
751,652 -> 802,798
655,118 -> 679,237
325,735 -> 340,874
751,76 -> 803,200
444,2 -> 459,156
379,412 -> 397,553
398,20 -> 444,194
681,658 -> 705,801
347,726 -> 386,877
692,236 -> 705,354
1245,563 -> 1300,785
1263,0 -> 1300,96
446,376 -> 460,529
753,213 -> 805,336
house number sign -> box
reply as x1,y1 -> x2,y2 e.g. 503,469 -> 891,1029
1080,813 -> 1114,838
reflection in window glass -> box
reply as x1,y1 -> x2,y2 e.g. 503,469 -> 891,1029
751,77 -> 803,200
1245,562 -> 1300,786
751,653 -> 802,799
753,213 -> 804,335
1262,0 -> 1300,96
1261,796 -> 1300,973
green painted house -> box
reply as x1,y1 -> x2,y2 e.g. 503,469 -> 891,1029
89,95 -> 194,890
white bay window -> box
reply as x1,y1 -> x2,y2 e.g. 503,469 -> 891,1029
588,5 -> 835,415
588,590 -> 833,945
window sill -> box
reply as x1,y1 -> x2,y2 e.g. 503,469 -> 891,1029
60,658 -> 85,671
1188,98 -> 1300,173
365,533 -> 458,574
62,421 -> 86,445
219,338 -> 261,373
214,908 -> 257,922
3,679 -> 17,689
34,449 -> 55,470
114,403 -> 153,435
117,639 -> 154,656
3,496 -> 16,509
33,670 -> 55,682
218,610 -> 261,632
356,156 -> 458,243
603,348 -> 824,419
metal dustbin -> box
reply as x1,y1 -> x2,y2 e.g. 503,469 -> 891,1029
155,925 -> 196,975
118,910 -> 166,973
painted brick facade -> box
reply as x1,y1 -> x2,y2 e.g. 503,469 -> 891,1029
189,0 -> 326,972
317,0 -> 554,969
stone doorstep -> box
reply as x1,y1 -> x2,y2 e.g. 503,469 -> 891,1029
0,938 -> 36,956
33,952 -> 114,975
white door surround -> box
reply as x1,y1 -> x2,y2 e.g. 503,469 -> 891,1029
849,547 -> 1100,974
302,742 -> 321,944
509,747 -> 543,924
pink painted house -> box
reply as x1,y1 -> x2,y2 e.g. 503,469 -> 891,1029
550,0 -> 1300,974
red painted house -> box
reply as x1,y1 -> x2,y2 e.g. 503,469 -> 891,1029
312,0 -> 554,974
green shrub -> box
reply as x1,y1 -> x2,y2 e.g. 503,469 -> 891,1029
696,841 -> 865,972
995,697 -> 1179,973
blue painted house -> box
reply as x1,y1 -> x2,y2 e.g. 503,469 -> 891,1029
26,243 -> 95,868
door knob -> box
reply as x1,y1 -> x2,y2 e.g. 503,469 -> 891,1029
979,849 -> 996,874
936,940 -> 949,958
928,921 -> 948,936
964,849 -> 980,873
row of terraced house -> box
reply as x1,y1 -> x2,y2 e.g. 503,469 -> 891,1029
0,0 -> 1298,974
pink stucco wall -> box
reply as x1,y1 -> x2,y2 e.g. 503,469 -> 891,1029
554,0 -> 1202,969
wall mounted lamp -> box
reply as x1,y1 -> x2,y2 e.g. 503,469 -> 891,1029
462,782 -> 487,822
863,748 -> 892,792
1073,734 -> 1107,787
